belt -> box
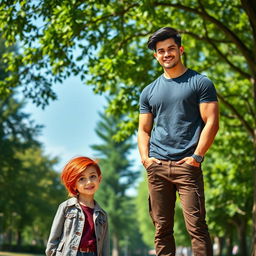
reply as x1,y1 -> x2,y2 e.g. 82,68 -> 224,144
79,248 -> 96,253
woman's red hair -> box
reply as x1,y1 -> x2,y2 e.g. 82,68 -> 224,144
61,156 -> 101,197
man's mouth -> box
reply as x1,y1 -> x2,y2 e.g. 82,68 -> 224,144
164,58 -> 174,62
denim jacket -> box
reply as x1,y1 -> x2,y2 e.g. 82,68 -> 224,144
45,197 -> 109,256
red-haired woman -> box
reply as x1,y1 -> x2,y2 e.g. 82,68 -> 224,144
46,156 -> 109,256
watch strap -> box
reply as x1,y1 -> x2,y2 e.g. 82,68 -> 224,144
192,154 -> 204,163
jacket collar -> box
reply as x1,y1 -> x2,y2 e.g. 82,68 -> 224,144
66,197 -> 106,214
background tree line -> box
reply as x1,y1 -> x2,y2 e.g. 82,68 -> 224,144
0,0 -> 255,255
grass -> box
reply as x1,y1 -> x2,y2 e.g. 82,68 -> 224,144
0,252 -> 44,256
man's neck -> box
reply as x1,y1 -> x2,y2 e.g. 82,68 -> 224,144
163,64 -> 187,79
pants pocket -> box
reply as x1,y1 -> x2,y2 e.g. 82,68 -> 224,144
182,162 -> 201,171
148,196 -> 155,225
195,189 -> 206,217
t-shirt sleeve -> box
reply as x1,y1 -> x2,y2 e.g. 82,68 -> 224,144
198,76 -> 218,103
139,87 -> 152,113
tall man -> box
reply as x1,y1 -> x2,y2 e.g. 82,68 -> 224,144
138,27 -> 219,256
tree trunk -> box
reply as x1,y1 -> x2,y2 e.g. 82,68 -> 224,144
252,136 -> 256,256
219,236 -> 224,256
112,235 -> 119,256
17,230 -> 22,249
226,235 -> 233,256
237,220 -> 248,256
251,75 -> 256,256
7,229 -> 12,245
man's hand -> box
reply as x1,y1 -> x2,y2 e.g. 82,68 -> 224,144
142,157 -> 161,169
176,156 -> 200,167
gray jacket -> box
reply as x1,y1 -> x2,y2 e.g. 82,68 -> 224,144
45,197 -> 109,256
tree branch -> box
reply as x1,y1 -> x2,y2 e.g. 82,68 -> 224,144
222,94 -> 255,120
240,0 -> 256,59
217,92 -> 254,137
208,40 -> 251,79
181,30 -> 252,79
117,31 -> 152,50
89,3 -> 139,26
153,1 -> 256,73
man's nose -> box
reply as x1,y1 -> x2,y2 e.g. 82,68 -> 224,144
164,50 -> 170,57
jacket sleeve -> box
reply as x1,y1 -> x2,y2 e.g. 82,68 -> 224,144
102,215 -> 110,256
45,204 -> 66,256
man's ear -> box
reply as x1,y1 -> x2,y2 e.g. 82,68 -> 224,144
153,51 -> 158,60
179,46 -> 185,55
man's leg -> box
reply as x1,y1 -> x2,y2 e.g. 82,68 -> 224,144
176,163 -> 213,256
146,161 -> 176,256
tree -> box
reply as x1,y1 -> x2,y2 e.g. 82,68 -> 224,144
0,36 -> 66,251
17,147 -> 66,246
203,101 -> 254,256
0,95 -> 41,221
0,0 -> 255,253
0,94 -> 66,250
91,111 -> 140,256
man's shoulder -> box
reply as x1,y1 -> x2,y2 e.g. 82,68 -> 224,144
188,69 -> 212,83
142,75 -> 163,93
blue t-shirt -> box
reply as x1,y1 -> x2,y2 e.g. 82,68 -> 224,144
139,68 -> 217,160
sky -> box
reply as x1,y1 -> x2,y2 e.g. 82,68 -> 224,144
24,75 -> 141,173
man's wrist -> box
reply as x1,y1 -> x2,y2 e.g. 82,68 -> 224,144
191,154 -> 204,163
141,157 -> 148,165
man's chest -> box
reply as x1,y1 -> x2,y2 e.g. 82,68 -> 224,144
148,83 -> 198,111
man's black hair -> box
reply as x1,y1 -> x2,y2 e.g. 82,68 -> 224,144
147,27 -> 181,51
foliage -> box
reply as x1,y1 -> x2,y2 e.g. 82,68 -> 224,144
9,147 -> 65,245
202,102 -> 254,254
1,0 -> 256,253
0,93 -> 66,248
0,0 -> 255,140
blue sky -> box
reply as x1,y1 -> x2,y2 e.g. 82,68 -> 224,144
24,75 -> 141,172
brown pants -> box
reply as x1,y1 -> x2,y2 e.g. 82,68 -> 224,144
146,160 -> 212,256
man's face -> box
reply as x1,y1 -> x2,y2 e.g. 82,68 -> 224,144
154,38 -> 184,69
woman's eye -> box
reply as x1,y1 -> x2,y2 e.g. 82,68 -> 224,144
90,175 -> 97,179
79,177 -> 85,181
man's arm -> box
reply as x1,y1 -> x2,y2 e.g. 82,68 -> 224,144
138,113 -> 161,168
177,101 -> 219,166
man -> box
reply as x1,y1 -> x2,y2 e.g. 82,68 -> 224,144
138,27 -> 219,256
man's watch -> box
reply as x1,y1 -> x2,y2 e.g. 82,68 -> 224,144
192,154 -> 204,163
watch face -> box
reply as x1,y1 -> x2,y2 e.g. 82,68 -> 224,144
197,156 -> 203,162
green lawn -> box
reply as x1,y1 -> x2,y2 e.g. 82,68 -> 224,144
0,252 -> 44,256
